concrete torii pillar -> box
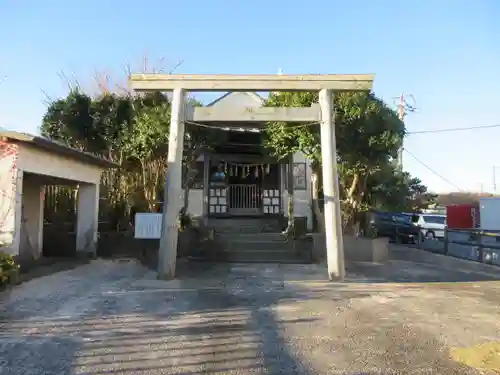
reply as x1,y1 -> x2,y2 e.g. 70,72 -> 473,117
158,87 -> 185,280
319,89 -> 345,281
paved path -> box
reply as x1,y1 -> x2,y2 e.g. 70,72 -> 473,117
1,251 -> 500,374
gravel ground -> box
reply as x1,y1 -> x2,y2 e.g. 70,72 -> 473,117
1,251 -> 500,375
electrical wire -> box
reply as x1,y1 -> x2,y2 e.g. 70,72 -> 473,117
407,124 -> 500,135
185,117 -> 500,135
187,116 -> 500,137
184,119 -> 322,132
186,116 -> 470,191
403,148 -> 463,191
186,110 -> 500,137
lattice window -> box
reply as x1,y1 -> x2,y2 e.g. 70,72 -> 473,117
209,188 -> 227,214
262,189 -> 280,214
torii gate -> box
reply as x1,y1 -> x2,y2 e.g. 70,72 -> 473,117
129,74 -> 374,281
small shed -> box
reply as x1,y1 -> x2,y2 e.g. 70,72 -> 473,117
0,130 -> 117,261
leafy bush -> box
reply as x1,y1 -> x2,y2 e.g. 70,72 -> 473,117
0,252 -> 19,286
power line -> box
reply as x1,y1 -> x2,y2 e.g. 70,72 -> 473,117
184,119 -> 321,132
407,123 -> 500,135
404,148 -> 463,192
186,113 -> 500,138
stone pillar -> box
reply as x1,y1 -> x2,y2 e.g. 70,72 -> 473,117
158,87 -> 185,280
76,183 -> 99,256
20,181 -> 44,259
319,89 -> 345,281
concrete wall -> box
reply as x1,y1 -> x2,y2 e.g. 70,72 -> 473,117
1,142 -> 104,257
97,227 -> 204,264
16,144 -> 102,184
182,189 -> 204,217
18,179 -> 44,260
208,92 -> 263,109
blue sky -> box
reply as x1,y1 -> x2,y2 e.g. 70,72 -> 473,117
1,0 -> 499,193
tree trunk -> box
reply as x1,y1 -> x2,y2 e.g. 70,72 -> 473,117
348,201 -> 361,236
180,149 -> 201,216
347,173 -> 359,203
343,173 -> 366,236
283,156 -> 295,235
140,160 -> 154,212
182,169 -> 197,216
311,167 -> 325,233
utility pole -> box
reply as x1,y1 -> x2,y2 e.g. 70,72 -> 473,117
396,94 -> 405,171
395,93 -> 417,171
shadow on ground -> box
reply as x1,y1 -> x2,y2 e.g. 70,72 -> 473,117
1,248 -> 499,374
344,245 -> 500,283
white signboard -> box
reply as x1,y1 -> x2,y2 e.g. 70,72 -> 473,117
134,213 -> 163,239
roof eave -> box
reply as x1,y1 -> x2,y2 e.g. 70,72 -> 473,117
0,130 -> 118,169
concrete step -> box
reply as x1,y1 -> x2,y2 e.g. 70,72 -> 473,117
216,233 -> 312,255
217,233 -> 288,243
211,226 -> 284,234
208,250 -> 310,263
208,218 -> 285,234
223,243 -> 291,252
213,227 -> 269,234
217,233 -> 291,252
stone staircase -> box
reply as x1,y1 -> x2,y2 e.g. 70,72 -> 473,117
208,217 -> 285,234
215,233 -> 311,263
196,217 -> 312,263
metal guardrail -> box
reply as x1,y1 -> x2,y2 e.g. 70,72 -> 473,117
443,228 -> 500,266
408,228 -> 500,267
389,226 -> 499,267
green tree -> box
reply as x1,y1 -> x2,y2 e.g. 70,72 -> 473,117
40,88 -> 224,228
40,58 -> 190,228
41,90 -> 171,225
41,90 -> 96,151
264,92 -> 317,235
264,91 -> 416,233
366,166 -> 436,212
123,100 -> 170,212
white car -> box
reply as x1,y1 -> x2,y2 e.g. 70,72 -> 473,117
411,214 -> 446,239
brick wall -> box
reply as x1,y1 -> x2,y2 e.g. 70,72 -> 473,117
0,140 -> 19,251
